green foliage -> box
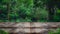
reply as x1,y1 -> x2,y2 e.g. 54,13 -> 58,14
0,30 -> 9,34
0,0 -> 60,22
48,28 -> 60,34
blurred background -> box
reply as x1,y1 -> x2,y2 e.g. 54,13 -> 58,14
0,0 -> 60,22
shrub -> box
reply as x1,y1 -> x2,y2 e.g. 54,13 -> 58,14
48,28 -> 60,34
0,30 -> 9,34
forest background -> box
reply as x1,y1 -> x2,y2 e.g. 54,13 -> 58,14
0,0 -> 60,22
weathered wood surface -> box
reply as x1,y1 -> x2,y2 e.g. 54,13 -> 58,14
0,22 -> 60,34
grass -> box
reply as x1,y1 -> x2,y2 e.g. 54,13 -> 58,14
48,28 -> 60,34
0,30 -> 9,34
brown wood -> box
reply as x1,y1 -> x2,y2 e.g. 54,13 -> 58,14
0,22 -> 60,34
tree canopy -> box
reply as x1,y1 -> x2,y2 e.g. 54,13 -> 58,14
0,0 -> 60,22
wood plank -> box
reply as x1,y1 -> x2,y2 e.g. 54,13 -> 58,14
0,22 -> 60,34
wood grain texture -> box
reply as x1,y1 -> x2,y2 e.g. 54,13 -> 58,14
0,22 -> 60,34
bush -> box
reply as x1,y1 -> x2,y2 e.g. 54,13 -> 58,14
48,28 -> 60,34
0,30 -> 9,34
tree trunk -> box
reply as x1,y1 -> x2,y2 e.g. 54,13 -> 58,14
47,6 -> 55,22
7,3 -> 10,21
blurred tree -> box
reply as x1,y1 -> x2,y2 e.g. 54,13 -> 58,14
46,0 -> 60,21
0,0 -> 60,22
